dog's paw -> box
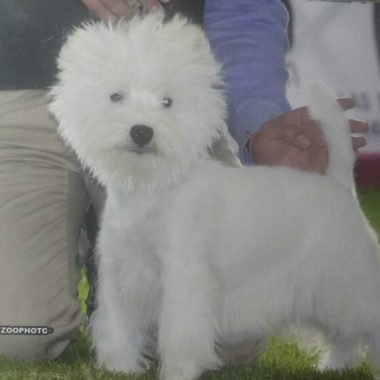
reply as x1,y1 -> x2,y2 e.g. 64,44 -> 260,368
317,345 -> 359,372
160,362 -> 203,380
96,351 -> 150,375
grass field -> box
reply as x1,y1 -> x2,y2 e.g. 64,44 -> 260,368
0,190 -> 379,380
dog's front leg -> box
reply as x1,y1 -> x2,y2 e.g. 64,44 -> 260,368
91,261 -> 149,374
158,255 -> 222,380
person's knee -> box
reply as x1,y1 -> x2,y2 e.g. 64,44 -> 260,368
0,310 -> 82,361
0,324 -> 80,361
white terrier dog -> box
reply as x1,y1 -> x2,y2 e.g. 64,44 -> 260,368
50,12 -> 380,380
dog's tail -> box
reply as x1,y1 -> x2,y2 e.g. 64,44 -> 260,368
308,83 -> 355,190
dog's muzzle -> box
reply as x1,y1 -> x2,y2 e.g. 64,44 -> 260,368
130,124 -> 154,147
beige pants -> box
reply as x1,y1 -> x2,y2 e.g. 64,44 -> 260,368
0,90 -> 88,360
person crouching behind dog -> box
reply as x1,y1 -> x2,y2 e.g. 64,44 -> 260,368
0,0 -> 367,361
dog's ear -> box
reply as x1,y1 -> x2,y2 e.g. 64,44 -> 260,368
57,22 -> 111,76
188,25 -> 212,55
167,14 -> 211,54
209,124 -> 242,167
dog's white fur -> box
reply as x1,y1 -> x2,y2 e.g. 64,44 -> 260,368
50,12 -> 380,380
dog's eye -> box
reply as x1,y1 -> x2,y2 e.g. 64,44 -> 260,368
110,92 -> 125,103
162,97 -> 173,108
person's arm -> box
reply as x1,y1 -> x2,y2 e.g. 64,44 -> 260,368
204,0 -> 367,171
204,0 -> 291,164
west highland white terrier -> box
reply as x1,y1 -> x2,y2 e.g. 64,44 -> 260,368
50,12 -> 380,380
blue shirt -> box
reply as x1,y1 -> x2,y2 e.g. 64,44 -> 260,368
204,0 -> 291,164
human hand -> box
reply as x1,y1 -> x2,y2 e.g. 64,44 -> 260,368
81,0 -> 163,20
248,98 -> 368,174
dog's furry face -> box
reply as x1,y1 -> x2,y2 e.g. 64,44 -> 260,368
50,12 -> 227,193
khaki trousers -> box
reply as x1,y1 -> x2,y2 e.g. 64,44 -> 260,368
0,90 -> 87,360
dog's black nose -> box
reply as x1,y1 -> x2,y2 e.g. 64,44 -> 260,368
130,124 -> 154,147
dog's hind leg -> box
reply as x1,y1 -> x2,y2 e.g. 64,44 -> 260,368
315,279 -> 380,374
158,256 -> 222,380
314,282 -> 380,373
361,288 -> 380,378
367,327 -> 380,375
318,339 -> 360,371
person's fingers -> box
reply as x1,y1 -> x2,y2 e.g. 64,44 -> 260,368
144,0 -> 164,11
81,0 -> 111,19
289,98 -> 354,113
337,97 -> 355,111
349,119 -> 369,134
348,119 -> 368,150
98,0 -> 135,18
82,0 -> 162,20
294,98 -> 356,115
353,136 -> 367,150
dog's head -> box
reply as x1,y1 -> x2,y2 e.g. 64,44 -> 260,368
50,11 -> 227,193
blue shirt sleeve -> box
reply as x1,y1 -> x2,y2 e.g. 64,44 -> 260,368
204,0 -> 291,164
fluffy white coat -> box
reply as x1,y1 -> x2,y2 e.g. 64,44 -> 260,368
50,12 -> 380,380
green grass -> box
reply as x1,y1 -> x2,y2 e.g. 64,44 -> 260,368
0,334 -> 375,380
0,191 -> 379,380
358,190 -> 380,234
